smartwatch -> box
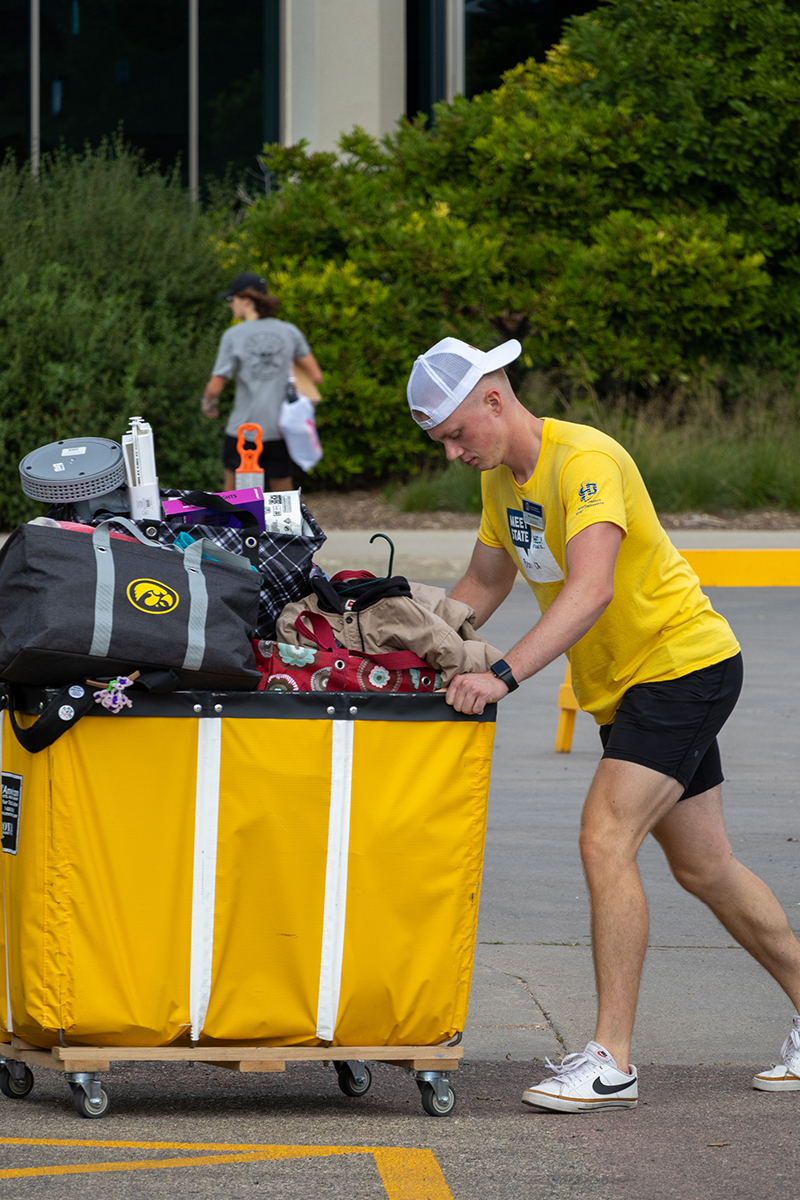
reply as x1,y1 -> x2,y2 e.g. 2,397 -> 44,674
489,658 -> 519,693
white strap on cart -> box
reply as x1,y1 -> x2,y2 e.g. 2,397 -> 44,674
316,720 -> 354,1041
189,718 -> 222,1042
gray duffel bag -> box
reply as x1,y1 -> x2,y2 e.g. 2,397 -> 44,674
0,518 -> 261,690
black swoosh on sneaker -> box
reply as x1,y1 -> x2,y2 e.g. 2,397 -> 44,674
592,1077 -> 635,1095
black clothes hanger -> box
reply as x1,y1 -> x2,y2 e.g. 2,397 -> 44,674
335,534 -> 398,597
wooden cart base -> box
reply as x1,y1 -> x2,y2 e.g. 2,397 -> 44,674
0,1037 -> 462,1119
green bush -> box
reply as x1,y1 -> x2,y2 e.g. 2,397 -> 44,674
0,142 -> 228,528
388,460 -> 483,514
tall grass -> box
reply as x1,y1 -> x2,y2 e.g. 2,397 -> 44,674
389,376 -> 800,513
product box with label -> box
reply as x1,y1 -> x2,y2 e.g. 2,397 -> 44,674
162,488 -> 265,530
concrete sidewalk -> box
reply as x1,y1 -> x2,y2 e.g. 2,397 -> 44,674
315,526 -> 800,580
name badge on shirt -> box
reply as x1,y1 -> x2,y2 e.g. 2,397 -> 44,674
522,500 -> 545,530
506,509 -> 564,584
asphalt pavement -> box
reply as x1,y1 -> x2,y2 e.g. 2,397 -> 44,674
0,529 -> 798,1198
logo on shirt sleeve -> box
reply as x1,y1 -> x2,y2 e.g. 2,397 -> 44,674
578,481 -> 598,503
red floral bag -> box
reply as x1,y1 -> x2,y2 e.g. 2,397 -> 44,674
253,610 -> 441,693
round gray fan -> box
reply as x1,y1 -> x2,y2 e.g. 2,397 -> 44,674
19,438 -> 126,504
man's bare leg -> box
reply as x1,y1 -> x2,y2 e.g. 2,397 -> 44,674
579,758 -> 684,1072
652,786 -> 800,1009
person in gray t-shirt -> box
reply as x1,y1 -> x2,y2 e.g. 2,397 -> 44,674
201,272 -> 323,491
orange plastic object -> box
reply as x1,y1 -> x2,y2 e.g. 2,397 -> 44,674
236,423 -> 263,474
554,661 -> 580,754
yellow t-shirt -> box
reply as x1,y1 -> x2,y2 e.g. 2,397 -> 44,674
478,418 -> 740,725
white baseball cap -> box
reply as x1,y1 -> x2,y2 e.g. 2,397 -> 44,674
407,337 -> 522,430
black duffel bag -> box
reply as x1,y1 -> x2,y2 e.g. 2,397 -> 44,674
0,518 -> 261,689
50,489 -> 327,642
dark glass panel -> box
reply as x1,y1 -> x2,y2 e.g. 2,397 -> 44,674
465,0 -> 599,98
2,0 -> 280,184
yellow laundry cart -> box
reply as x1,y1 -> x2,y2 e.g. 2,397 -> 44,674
0,688 -> 495,1118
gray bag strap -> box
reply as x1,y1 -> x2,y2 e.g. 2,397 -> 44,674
180,538 -> 209,670
175,538 -> 257,670
89,520 -> 165,658
93,516 -> 166,550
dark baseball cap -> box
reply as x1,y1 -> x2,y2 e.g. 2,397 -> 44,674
219,272 -> 267,299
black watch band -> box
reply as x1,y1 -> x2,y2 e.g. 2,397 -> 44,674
489,658 -> 519,693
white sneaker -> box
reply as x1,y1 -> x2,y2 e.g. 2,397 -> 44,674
522,1041 -> 638,1112
753,1019 -> 800,1091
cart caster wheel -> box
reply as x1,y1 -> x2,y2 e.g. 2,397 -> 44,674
73,1087 -> 110,1118
334,1062 -> 372,1098
420,1082 -> 456,1117
0,1065 -> 34,1099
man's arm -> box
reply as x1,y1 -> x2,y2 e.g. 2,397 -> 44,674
201,374 -> 227,418
449,539 -> 518,629
446,521 -> 623,714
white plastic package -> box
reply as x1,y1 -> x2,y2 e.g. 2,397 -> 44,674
278,394 -> 323,473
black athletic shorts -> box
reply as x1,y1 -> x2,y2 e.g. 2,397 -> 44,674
599,652 -> 743,800
222,434 -> 294,478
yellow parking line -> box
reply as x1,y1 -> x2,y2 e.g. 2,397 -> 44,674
0,1138 -> 362,1155
373,1148 -> 454,1200
0,1139 -> 454,1198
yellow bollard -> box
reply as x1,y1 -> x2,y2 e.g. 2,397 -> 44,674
554,662 -> 579,753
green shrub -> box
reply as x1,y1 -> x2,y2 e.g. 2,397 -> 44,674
533,210 -> 768,384
562,0 -> 800,371
0,142 -> 229,527
389,460 -> 483,514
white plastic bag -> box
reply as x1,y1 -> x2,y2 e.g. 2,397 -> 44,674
279,392 -> 323,472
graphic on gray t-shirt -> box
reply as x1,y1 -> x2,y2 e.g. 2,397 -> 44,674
213,318 -> 311,440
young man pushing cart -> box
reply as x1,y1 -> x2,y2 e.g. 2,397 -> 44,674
406,336 -> 800,1112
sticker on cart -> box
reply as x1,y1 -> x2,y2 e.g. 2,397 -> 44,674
2,772 -> 22,855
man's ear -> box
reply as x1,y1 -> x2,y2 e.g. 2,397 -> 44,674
484,387 -> 504,416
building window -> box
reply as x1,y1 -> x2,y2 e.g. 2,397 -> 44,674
406,0 -> 446,120
465,1 -> 601,98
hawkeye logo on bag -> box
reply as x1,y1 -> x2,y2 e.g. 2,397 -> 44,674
127,579 -> 180,614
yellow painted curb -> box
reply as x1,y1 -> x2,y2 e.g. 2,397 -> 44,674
678,548 -> 800,587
